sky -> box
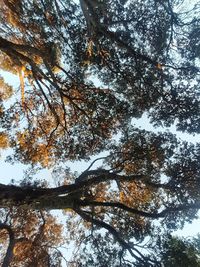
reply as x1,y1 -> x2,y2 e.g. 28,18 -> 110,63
0,0 -> 200,252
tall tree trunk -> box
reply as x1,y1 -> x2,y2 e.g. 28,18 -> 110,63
0,184 -> 76,210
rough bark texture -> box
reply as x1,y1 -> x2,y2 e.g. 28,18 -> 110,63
0,183 -> 75,210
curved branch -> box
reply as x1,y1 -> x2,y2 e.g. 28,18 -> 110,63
78,199 -> 200,220
0,36 -> 44,58
23,169 -> 165,196
79,1 -> 200,73
75,208 -> 148,264
78,200 -> 161,218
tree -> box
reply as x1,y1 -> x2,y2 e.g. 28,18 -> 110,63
160,234 -> 200,267
0,207 -> 64,267
0,0 -> 200,265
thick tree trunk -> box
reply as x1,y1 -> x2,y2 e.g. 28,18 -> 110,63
0,224 -> 15,267
0,184 -> 76,210
0,170 -> 110,210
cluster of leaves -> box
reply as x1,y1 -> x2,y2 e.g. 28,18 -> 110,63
0,208 -> 64,267
0,0 -> 200,266
159,235 -> 200,267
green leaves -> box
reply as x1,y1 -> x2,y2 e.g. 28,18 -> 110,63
0,0 -> 200,266
160,235 -> 200,267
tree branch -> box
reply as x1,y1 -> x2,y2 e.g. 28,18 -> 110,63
78,200 -> 161,218
78,199 -> 200,220
75,208 -> 149,264
0,223 -> 15,267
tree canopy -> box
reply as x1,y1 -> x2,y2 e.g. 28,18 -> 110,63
0,0 -> 200,266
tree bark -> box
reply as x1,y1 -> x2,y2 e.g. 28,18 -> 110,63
0,224 -> 15,267
0,183 -> 75,210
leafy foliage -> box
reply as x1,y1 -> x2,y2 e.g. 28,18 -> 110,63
0,208 -> 63,267
0,0 -> 200,266
160,235 -> 200,267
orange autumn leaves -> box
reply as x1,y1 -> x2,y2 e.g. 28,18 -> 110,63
0,76 -> 13,101
83,39 -> 110,66
0,131 -> 9,158
119,181 -> 152,207
0,76 -> 13,153
17,130 -> 53,167
0,132 -> 9,150
0,209 -> 63,266
0,0 -> 23,29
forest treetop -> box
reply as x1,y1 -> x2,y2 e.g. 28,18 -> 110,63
0,0 -> 200,266
0,0 -> 199,167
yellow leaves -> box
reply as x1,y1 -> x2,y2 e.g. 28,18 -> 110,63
86,40 -> 94,58
98,49 -> 110,59
43,216 -> 63,245
82,60 -> 91,66
32,55 -> 42,65
13,241 -> 32,256
19,66 -> 25,109
51,65 -> 61,74
7,10 -> 21,28
0,52 -> 19,75
31,144 -> 53,168
2,0 -> 24,29
0,76 -> 13,100
64,207 -> 73,212
83,40 -> 110,66
45,11 -> 56,25
13,244 -> 18,256
157,63 -> 164,70
0,132 -> 9,149
17,131 -> 53,167
17,130 -> 28,147
119,181 -> 153,208
11,214 -> 63,266
123,160 -> 140,175
92,183 -> 108,202
1,208 -> 64,267
40,116 -> 59,135
0,228 -> 8,245
21,66 -> 26,72
119,191 -> 125,202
